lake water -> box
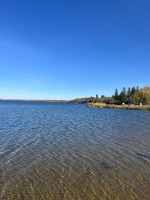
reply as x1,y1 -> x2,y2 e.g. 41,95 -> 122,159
0,101 -> 150,200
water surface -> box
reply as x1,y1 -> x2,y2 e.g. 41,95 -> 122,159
0,101 -> 150,200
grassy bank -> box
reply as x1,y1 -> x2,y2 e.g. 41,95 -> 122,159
87,103 -> 150,111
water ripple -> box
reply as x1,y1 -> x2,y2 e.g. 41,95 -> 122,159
0,101 -> 150,199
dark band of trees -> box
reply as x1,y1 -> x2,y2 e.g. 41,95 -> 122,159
113,86 -> 150,105
72,86 -> 150,105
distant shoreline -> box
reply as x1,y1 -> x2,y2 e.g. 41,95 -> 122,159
0,99 -> 71,103
1,99 -> 150,111
87,103 -> 150,111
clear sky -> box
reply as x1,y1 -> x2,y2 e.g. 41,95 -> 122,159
0,0 -> 150,100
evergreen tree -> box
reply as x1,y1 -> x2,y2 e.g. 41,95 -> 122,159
127,87 -> 131,96
114,89 -> 119,100
119,87 -> 127,104
135,86 -> 139,93
127,87 -> 131,104
131,86 -> 136,96
122,87 -> 126,95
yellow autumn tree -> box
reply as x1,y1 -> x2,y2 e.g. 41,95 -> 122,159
143,86 -> 150,103
132,87 -> 150,105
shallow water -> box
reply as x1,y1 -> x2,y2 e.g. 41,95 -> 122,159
0,101 -> 150,200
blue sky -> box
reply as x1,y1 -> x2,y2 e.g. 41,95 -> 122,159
0,0 -> 150,99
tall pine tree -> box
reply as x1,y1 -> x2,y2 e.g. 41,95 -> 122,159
131,86 -> 136,96
114,89 -> 119,100
119,87 -> 127,104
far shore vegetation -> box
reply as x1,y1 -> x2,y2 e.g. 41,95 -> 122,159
1,86 -> 150,111
72,86 -> 150,111
72,86 -> 150,105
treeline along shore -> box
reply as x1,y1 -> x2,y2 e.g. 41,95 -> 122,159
73,86 -> 150,111
1,86 -> 150,111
